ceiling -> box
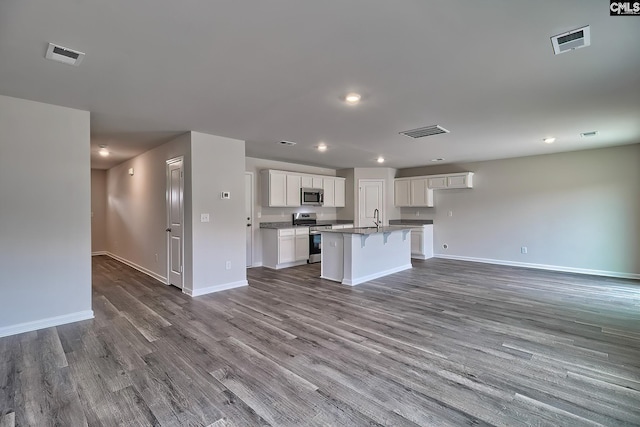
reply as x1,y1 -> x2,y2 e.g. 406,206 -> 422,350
1,1 -> 638,170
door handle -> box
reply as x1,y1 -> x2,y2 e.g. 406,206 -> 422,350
247,224 -> 252,227
166,228 -> 172,232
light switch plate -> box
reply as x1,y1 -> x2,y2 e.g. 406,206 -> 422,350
221,191 -> 230,199
201,213 -> 210,223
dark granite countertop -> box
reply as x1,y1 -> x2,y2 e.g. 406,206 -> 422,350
389,219 -> 433,225
259,220 -> 354,229
322,225 -> 420,235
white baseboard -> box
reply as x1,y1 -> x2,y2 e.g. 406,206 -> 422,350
342,264 -> 413,286
435,254 -> 640,280
0,310 -> 94,338
248,262 -> 263,268
92,251 -> 107,256
105,252 -> 168,284
183,280 -> 248,297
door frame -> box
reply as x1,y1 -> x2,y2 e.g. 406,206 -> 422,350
245,171 -> 254,268
166,156 -> 185,288
357,179 -> 385,227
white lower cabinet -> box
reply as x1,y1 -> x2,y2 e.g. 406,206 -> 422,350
410,225 -> 434,259
262,227 -> 309,269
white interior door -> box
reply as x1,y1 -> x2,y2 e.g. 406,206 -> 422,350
358,179 -> 384,227
245,172 -> 253,267
166,157 -> 184,289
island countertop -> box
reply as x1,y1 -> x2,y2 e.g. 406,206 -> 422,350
321,225 -> 419,235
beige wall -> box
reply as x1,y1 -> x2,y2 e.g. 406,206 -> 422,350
0,95 -> 92,335
106,133 -> 192,282
105,131 -> 247,293
91,169 -> 107,253
397,144 -> 640,277
190,132 -> 247,293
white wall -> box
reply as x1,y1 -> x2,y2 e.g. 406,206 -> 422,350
190,132 -> 247,294
91,169 -> 107,253
245,157 -> 340,266
397,144 -> 640,278
106,133 -> 192,282
0,95 -> 93,337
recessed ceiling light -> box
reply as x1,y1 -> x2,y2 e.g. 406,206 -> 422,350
377,156 -> 385,163
98,145 -> 109,157
431,158 -> 445,162
543,137 -> 556,144
317,143 -> 327,152
345,93 -> 361,104
580,131 -> 598,138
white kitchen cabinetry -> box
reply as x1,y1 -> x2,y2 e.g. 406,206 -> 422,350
427,172 -> 474,189
261,170 -> 345,208
261,170 -> 301,207
322,177 -> 346,208
301,175 -> 324,189
410,225 -> 434,259
262,227 -> 309,269
394,179 -> 411,207
394,177 -> 433,207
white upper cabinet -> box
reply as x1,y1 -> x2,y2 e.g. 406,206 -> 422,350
261,170 -> 345,208
261,170 -> 301,207
394,179 -> 411,207
323,178 -> 335,207
286,174 -> 301,206
394,177 -> 433,207
427,172 -> 474,189
410,178 -> 433,207
323,177 -> 346,208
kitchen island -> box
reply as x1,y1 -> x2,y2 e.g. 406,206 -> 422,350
321,226 -> 417,286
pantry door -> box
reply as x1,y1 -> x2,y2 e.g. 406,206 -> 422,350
358,179 -> 384,227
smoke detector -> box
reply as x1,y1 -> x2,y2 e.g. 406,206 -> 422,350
45,43 -> 85,66
400,125 -> 450,139
551,26 -> 590,55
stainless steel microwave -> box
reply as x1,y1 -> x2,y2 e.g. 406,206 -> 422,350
301,188 -> 323,206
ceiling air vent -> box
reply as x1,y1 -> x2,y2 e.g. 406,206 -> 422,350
45,43 -> 85,66
279,140 -> 296,146
551,25 -> 590,55
400,125 -> 450,139
580,131 -> 598,138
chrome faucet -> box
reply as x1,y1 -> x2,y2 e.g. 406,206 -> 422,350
373,208 -> 380,229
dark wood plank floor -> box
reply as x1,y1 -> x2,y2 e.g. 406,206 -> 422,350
1,256 -> 639,426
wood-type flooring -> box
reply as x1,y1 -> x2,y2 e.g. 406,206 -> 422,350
1,256 -> 639,426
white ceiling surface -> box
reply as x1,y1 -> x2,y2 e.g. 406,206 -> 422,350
0,1 -> 638,170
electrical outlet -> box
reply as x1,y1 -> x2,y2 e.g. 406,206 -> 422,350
521,246 -> 528,254
225,261 -> 231,270
257,212 -> 261,218
415,211 -> 420,216
155,253 -> 158,263
448,211 -> 453,217
200,213 -> 210,222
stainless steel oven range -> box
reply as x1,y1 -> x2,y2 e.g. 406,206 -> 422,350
292,213 -> 331,263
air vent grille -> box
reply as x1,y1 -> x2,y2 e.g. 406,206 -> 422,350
45,43 -> 85,66
551,25 -> 590,55
279,140 -> 296,146
400,125 -> 450,139
580,131 -> 598,138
